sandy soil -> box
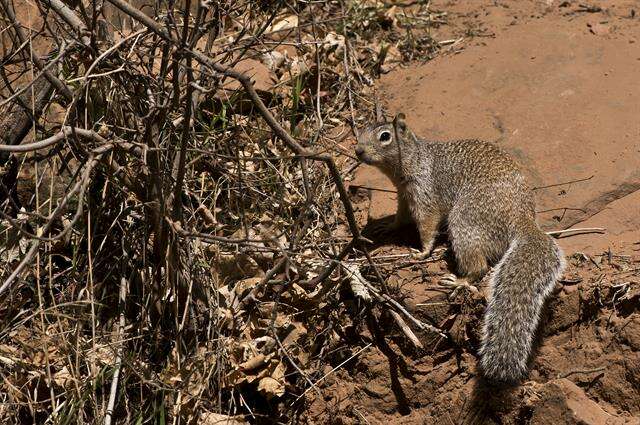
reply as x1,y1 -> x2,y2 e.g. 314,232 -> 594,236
352,0 -> 640,255
304,1 -> 640,423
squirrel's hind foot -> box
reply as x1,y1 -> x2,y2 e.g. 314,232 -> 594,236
409,246 -> 445,261
410,249 -> 432,261
438,273 -> 479,298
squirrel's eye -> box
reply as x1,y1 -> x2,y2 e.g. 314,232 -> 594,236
379,131 -> 391,143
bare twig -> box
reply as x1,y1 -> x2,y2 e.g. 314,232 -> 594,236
341,261 -> 446,338
0,126 -> 107,152
532,175 -> 594,191
389,310 -> 424,349
294,343 -> 372,403
0,145 -> 111,296
39,0 -> 91,45
547,227 -> 606,237
104,275 -> 128,425
0,0 -> 74,100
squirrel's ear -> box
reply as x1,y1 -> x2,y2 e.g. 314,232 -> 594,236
393,112 -> 407,130
375,99 -> 384,122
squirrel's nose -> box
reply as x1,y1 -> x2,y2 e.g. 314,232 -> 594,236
355,146 -> 364,157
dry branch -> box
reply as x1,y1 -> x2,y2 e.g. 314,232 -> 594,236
0,0 -> 74,100
39,0 -> 91,46
0,142 -> 112,295
341,261 -> 447,339
0,75 -> 52,151
0,0 -> 444,421
0,126 -> 107,152
106,0 -> 363,243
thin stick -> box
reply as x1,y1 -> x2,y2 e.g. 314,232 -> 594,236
0,42 -> 71,109
0,147 -> 111,296
104,276 -> 128,425
389,310 -> 424,349
40,0 -> 91,45
377,289 -> 446,338
344,262 -> 447,338
546,227 -> 605,236
0,0 -> 73,100
532,175 -> 594,191
106,0 -> 364,245
348,184 -> 397,194
558,366 -> 606,379
0,127 -> 109,152
294,343 -> 372,403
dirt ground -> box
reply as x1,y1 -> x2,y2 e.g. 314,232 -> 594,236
305,1 -> 640,424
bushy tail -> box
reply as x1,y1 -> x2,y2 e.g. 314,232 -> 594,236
478,227 -> 565,384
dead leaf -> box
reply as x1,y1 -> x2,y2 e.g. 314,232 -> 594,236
289,56 -> 309,78
261,51 -> 287,72
258,376 -> 285,398
53,366 -> 75,389
379,44 -> 402,74
282,321 -> 308,347
215,252 -> 264,280
266,15 -> 298,34
323,32 -> 345,56
223,59 -> 276,92
239,353 -> 269,372
234,277 -> 262,298
200,412 -> 246,425
384,6 -> 398,23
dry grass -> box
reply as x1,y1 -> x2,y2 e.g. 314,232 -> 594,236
0,1 -> 442,423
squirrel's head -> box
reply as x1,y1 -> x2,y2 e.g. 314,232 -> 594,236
355,113 -> 412,173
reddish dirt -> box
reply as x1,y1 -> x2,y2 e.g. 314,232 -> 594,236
304,1 -> 640,424
352,0 -> 640,256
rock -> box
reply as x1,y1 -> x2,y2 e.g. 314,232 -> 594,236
588,22 -> 611,36
530,379 -> 630,424
618,314 -> 640,351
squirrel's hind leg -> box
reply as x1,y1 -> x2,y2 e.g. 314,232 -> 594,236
441,222 -> 491,296
453,244 -> 489,282
447,209 -> 491,281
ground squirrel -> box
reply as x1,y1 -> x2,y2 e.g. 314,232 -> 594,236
354,113 -> 565,384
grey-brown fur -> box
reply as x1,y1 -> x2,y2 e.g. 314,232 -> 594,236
355,113 -> 565,384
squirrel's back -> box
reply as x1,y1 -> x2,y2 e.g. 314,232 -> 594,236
411,139 -> 536,242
